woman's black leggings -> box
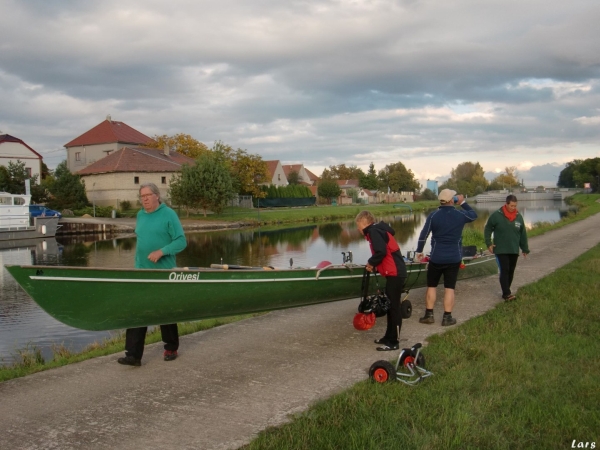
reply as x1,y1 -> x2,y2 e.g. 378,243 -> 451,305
384,275 -> 406,343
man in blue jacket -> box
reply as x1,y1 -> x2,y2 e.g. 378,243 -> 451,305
415,189 -> 477,326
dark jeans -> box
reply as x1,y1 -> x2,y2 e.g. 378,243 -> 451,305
125,324 -> 179,360
495,253 -> 520,297
384,275 -> 406,344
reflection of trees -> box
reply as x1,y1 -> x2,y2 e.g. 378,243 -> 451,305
59,243 -> 92,266
318,223 -> 343,244
386,215 -> 422,246
179,226 -> 318,268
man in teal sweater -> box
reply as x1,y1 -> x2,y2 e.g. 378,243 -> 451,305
118,183 -> 187,366
484,195 -> 530,301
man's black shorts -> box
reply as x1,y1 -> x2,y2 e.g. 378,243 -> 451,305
426,261 -> 461,289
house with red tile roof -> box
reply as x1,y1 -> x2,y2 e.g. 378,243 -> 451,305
76,146 -> 195,208
281,164 -> 318,186
65,115 -> 154,172
0,134 -> 44,184
303,167 -> 320,185
263,160 -> 288,186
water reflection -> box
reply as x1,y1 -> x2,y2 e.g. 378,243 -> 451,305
0,201 -> 571,365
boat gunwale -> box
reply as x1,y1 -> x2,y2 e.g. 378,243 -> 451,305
4,254 -> 496,278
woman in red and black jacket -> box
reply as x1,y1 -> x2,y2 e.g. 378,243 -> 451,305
356,211 -> 407,351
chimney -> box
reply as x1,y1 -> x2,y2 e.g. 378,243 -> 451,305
163,142 -> 170,156
106,114 -> 112,122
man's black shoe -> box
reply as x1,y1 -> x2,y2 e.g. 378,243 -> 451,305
117,356 -> 141,367
441,315 -> 457,326
419,313 -> 435,324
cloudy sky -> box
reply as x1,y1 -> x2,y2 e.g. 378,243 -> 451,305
1,0 -> 599,187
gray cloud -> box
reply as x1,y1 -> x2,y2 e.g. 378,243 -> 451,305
1,0 -> 599,179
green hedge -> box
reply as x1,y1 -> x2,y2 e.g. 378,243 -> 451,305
260,184 -> 313,198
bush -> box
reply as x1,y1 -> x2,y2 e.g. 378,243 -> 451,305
120,200 -> 131,211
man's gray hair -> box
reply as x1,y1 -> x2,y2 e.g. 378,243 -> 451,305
139,182 -> 161,202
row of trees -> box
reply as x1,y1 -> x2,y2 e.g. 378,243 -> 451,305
439,162 -> 522,198
558,158 -> 600,190
168,141 -> 271,216
320,162 -> 420,193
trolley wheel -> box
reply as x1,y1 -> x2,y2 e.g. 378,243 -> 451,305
369,360 -> 397,383
400,352 -> 426,369
401,300 -> 412,318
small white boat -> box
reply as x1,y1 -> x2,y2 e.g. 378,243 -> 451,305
0,192 -> 60,243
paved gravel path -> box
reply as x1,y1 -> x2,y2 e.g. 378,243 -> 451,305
2,213 -> 599,450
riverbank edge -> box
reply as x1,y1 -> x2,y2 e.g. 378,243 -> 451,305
55,201 -> 440,235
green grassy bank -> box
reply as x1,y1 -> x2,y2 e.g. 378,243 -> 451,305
243,243 -> 600,450
131,201 -> 438,225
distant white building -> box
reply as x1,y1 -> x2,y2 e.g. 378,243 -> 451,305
263,160 -> 288,186
0,134 -> 44,183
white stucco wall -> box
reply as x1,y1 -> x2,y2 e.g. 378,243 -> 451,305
67,143 -> 131,172
270,163 -> 287,186
82,172 -> 176,208
0,141 -> 42,184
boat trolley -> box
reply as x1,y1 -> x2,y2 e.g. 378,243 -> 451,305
369,343 -> 433,385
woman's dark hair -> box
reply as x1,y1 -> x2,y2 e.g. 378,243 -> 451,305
506,195 -> 517,203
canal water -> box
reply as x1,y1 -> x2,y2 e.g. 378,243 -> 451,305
0,200 -> 571,365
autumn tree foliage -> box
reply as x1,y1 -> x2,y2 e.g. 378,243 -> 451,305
146,133 -> 209,159
210,141 -> 269,198
440,161 -> 489,197
321,164 -> 365,181
377,162 -> 421,193
488,166 -> 521,190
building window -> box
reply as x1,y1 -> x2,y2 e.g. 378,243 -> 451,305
134,176 -> 139,184
277,174 -> 281,181
26,168 -> 32,178
161,176 -> 166,184
75,152 -> 81,161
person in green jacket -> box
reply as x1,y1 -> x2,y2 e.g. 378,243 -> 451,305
484,195 -> 530,301
118,182 -> 187,367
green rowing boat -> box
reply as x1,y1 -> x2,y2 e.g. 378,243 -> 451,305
5,255 -> 498,331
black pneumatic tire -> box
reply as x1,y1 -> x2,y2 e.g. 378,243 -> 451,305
401,300 -> 412,319
369,360 -> 397,383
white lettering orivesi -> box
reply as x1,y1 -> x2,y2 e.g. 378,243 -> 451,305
168,272 -> 199,281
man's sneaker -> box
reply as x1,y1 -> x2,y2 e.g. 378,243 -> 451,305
503,294 -> 516,302
164,350 -> 178,361
117,356 -> 141,367
441,315 -> 457,326
419,313 -> 435,324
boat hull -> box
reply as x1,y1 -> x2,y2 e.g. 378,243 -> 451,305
0,216 -> 60,241
5,255 -> 498,331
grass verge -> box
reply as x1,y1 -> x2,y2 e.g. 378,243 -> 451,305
242,244 -> 600,450
123,201 -> 439,224
0,314 -> 260,382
